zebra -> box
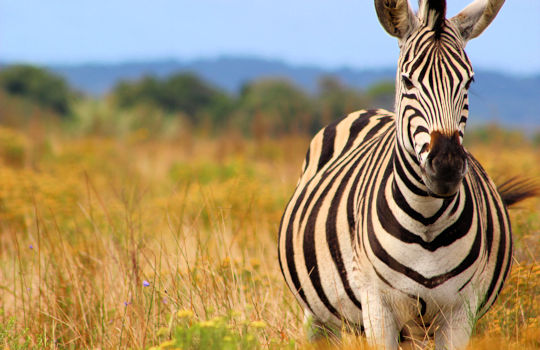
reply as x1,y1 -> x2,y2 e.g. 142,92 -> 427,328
277,0 -> 537,349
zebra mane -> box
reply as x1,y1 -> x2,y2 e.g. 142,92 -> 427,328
418,0 -> 447,38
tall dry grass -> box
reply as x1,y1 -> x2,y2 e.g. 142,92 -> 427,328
0,125 -> 538,349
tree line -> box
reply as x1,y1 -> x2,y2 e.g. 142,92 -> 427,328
0,64 -> 396,136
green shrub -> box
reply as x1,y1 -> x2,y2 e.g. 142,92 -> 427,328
0,65 -> 73,116
112,73 -> 233,128
234,79 -> 314,136
152,312 -> 270,350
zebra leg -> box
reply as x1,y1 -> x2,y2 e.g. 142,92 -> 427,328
361,290 -> 400,350
433,306 -> 472,350
303,310 -> 341,343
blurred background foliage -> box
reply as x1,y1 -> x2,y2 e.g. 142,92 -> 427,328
2,64 -> 538,145
0,64 -> 395,138
0,64 -> 75,116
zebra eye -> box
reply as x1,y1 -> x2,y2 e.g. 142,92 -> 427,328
402,75 -> 415,90
464,76 -> 475,90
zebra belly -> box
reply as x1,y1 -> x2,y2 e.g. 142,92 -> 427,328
300,249 -> 485,331
319,247 -> 364,325
297,229 -> 365,327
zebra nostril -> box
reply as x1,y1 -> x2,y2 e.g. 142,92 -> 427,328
425,155 -> 436,175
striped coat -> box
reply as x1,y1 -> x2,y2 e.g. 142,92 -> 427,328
278,109 -> 511,337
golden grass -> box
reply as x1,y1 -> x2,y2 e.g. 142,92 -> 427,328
0,127 -> 538,349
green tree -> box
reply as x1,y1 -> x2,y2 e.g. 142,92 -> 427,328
114,76 -> 161,110
235,79 -> 313,136
112,73 -> 233,127
0,64 -> 73,116
366,80 -> 395,110
316,76 -> 370,127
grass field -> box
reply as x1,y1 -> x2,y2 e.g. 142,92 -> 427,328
0,124 -> 538,349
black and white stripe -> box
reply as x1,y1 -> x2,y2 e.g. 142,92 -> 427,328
278,1 -> 531,349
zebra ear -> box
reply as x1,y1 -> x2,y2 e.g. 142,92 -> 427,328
374,0 -> 418,40
450,0 -> 505,42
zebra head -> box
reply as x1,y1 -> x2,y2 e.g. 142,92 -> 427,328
375,0 -> 504,197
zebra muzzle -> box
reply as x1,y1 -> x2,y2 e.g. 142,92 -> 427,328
422,131 -> 468,197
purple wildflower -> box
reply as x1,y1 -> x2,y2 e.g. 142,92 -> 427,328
29,244 -> 33,249
143,280 -> 150,287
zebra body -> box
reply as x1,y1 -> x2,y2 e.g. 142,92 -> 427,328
277,1 -> 517,348
278,109 -> 510,347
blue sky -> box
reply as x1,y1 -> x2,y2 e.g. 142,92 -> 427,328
1,0 -> 539,74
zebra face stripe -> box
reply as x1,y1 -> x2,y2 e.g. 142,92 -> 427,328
396,21 -> 473,196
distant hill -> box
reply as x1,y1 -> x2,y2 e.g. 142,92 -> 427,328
4,56 -> 539,128
46,57 -> 398,96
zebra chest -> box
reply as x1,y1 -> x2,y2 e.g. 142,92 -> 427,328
357,209 -> 480,299
371,219 -> 474,268
380,234 -> 470,275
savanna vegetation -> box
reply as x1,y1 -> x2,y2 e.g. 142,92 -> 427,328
0,65 -> 538,349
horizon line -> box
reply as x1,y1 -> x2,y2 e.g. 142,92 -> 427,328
1,54 -> 538,78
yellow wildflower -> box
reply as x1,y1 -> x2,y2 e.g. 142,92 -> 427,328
157,327 -> 169,337
250,258 -> 261,269
221,257 -> 231,267
176,309 -> 194,319
199,320 -> 215,328
159,339 -> 176,349
250,320 -> 267,329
